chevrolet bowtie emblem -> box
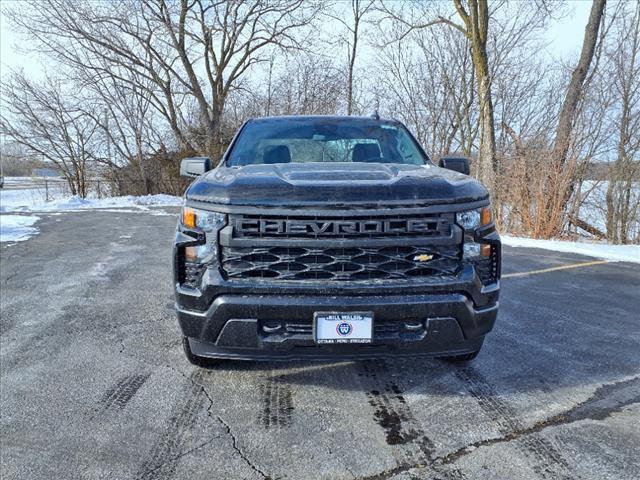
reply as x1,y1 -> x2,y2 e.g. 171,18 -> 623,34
413,254 -> 434,262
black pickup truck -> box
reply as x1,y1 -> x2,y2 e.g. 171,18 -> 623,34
173,116 -> 500,366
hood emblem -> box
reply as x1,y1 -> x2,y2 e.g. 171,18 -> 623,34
413,254 -> 434,262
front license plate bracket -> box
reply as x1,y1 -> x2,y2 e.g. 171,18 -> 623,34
314,312 -> 373,344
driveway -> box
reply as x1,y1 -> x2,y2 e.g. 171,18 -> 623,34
1,209 -> 638,480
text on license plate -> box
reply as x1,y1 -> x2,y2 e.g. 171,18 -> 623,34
314,312 -> 373,344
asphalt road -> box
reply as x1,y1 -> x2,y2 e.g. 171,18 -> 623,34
1,209 -> 639,480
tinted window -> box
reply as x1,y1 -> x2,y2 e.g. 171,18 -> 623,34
226,119 -> 427,166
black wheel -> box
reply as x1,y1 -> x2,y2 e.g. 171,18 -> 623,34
182,336 -> 220,368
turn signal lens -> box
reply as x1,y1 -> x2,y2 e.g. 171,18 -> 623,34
481,208 -> 491,226
480,244 -> 492,257
182,208 -> 196,228
181,207 -> 226,231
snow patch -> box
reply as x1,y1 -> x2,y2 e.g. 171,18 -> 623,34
42,194 -> 182,211
502,236 -> 640,263
1,188 -> 182,213
0,215 -> 41,242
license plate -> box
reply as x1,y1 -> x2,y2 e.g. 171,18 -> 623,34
314,312 -> 373,344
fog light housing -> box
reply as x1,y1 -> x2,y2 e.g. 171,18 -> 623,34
185,244 -> 214,261
463,242 -> 481,258
464,242 -> 491,259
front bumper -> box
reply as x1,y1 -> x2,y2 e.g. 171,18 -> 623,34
175,282 -> 498,360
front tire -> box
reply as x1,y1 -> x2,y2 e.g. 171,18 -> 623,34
182,336 -> 220,368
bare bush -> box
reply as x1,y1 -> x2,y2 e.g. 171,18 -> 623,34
9,0 -> 319,159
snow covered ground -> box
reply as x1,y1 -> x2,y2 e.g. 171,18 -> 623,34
1,184 -> 182,213
0,177 -> 182,242
0,215 -> 41,242
502,235 -> 639,264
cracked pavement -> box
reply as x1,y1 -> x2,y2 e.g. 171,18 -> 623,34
1,209 -> 639,480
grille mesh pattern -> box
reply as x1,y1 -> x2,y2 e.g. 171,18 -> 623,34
221,245 -> 461,282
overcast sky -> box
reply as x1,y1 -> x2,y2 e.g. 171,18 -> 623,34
0,0 -> 592,80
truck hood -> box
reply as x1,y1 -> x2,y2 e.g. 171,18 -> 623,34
185,162 -> 488,206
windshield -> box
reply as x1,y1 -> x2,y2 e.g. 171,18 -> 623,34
226,118 -> 428,167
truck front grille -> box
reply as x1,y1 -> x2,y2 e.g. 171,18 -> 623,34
221,244 -> 461,282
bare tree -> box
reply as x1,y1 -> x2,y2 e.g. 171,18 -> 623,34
10,0 -> 319,161
375,23 -> 476,157
604,2 -> 640,243
230,53 -> 345,120
380,0 -> 551,191
552,0 -> 607,168
0,74 -> 99,197
80,66 -> 167,195
325,0 -> 376,115
540,0 -> 611,238
447,0 -> 496,190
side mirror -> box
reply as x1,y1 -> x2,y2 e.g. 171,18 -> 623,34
180,157 -> 212,178
438,156 -> 470,175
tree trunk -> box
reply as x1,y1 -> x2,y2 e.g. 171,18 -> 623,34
606,167 -> 618,242
135,133 -> 151,195
620,180 -> 631,243
347,18 -> 358,115
552,0 -> 606,167
451,0 -> 496,191
475,58 -> 496,190
66,174 -> 77,196
544,0 -> 606,238
347,0 -> 364,116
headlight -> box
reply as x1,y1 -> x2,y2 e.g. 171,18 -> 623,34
181,207 -> 225,232
464,241 -> 492,259
459,207 -> 492,259
456,207 -> 491,230
181,207 -> 226,262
